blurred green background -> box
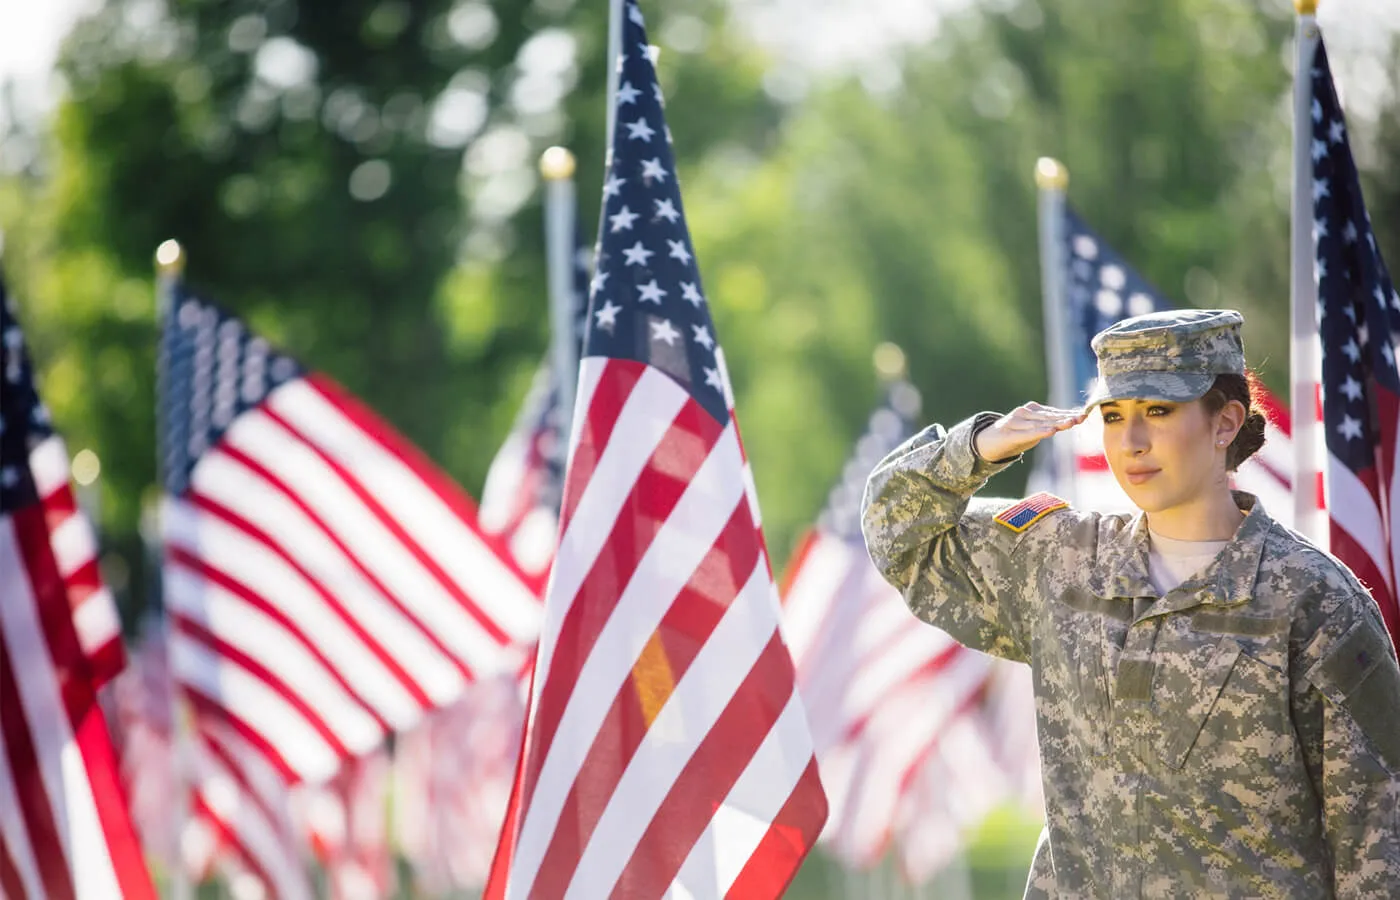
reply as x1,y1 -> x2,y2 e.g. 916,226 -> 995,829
2,0 -> 1398,895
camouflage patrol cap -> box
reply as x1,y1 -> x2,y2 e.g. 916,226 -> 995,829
1085,308 -> 1245,408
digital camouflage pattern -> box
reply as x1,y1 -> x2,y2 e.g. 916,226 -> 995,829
861,415 -> 1400,899
1086,309 -> 1245,408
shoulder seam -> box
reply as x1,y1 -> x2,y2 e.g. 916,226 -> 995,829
1267,523 -> 1366,590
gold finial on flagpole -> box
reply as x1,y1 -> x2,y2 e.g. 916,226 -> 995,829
1294,0 -> 1318,14
1034,157 -> 1069,191
873,342 -> 907,382
539,146 -> 577,181
154,239 -> 185,275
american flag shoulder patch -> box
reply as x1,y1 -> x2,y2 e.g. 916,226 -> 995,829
993,492 -> 1069,533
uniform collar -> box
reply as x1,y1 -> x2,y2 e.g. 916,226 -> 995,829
1087,491 -> 1272,614
1086,511 -> 1156,601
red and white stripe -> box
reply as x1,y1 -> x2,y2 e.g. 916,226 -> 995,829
824,650 -> 996,868
19,435 -> 123,685
891,706 -> 1010,884
1,435 -> 155,900
487,355 -> 826,899
782,519 -> 1029,879
109,621 -> 289,893
163,374 -> 544,785
1326,387 -> 1400,644
893,661 -> 1045,883
296,748 -> 396,900
479,366 -> 563,577
785,534 -> 985,754
188,716 -> 314,900
394,673 -> 526,893
109,622 -> 184,874
973,661 -> 1044,816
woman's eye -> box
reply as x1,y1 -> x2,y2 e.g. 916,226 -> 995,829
1147,405 -> 1172,417
1102,412 -> 1121,424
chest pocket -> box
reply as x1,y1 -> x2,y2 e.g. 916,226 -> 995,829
1053,591 -> 1131,758
1153,637 -> 1243,769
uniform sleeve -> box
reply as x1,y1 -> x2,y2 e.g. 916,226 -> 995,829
1292,586 -> 1400,896
859,414 -> 1036,662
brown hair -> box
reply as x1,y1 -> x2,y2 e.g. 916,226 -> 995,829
1200,371 -> 1267,471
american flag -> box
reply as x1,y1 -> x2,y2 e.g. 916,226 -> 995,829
397,227 -> 585,892
1059,207 -> 1299,520
781,378 -> 1011,875
108,614 -> 318,898
0,282 -> 155,900
295,748 -> 396,900
394,672 -> 526,893
479,230 -> 592,576
485,4 -> 827,895
158,281 -> 544,789
1311,40 -> 1400,648
186,714 -> 315,900
109,619 -> 183,874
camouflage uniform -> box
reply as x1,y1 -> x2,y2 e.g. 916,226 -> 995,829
861,310 -> 1400,898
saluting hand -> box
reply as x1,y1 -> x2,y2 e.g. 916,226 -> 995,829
974,402 -> 1087,462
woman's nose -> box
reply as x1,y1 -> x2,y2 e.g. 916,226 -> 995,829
1120,418 -> 1149,455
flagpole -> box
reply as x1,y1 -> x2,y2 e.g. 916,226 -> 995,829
604,0 -> 625,149
541,146 -> 579,448
1035,157 -> 1076,503
154,239 -> 195,900
1291,0 -> 1325,544
596,0 -> 624,293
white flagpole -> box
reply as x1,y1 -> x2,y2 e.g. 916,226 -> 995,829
540,146 -> 579,446
1035,157 -> 1076,503
1291,1 -> 1326,545
154,239 -> 195,900
604,0 -> 625,148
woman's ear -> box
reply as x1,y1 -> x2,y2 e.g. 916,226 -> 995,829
1215,398 -> 1246,446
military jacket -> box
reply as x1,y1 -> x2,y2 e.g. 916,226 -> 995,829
860,415 -> 1400,899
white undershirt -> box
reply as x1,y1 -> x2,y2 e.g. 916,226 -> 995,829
1146,530 -> 1231,595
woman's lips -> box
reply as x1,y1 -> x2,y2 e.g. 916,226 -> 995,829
1125,468 -> 1160,485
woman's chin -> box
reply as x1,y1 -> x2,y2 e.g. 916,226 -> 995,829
1115,481 -> 1168,513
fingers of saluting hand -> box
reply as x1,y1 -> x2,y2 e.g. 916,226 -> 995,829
1004,403 -> 1086,433
976,402 -> 1087,460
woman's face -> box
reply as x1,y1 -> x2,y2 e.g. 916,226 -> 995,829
1099,397 -> 1234,514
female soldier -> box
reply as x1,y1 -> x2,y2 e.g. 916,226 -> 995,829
861,309 -> 1400,898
